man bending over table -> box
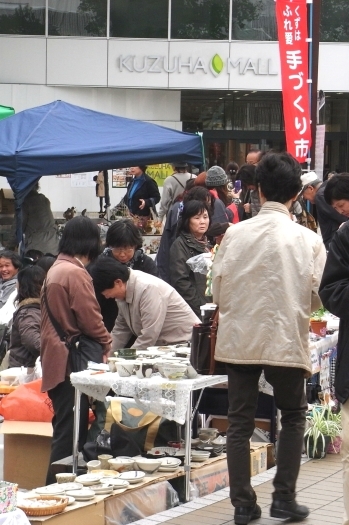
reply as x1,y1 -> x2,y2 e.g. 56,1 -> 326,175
90,257 -> 200,350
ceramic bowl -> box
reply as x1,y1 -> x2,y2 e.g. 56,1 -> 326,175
86,460 -> 101,472
55,473 -> 77,484
160,364 -> 187,381
107,357 -> 118,372
116,361 -> 136,377
133,457 -> 162,474
108,458 -> 135,472
115,348 -> 137,359
118,471 -> 146,484
134,361 -> 156,379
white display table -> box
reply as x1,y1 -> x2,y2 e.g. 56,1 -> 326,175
0,509 -> 31,525
70,372 -> 228,501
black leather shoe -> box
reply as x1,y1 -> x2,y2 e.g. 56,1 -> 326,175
270,499 -> 309,521
234,503 -> 261,525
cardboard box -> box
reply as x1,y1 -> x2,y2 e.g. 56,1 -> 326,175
0,421 -> 52,490
0,189 -> 15,214
250,443 -> 268,477
190,458 -> 229,498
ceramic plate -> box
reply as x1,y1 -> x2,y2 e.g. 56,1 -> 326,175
56,482 -> 83,491
65,489 -> 95,501
119,471 -> 146,484
35,485 -> 65,495
89,470 -> 119,478
66,496 -> 75,505
161,458 -> 181,467
158,466 -> 180,472
75,474 -> 101,485
88,484 -> 114,495
148,447 -> 178,456
100,478 -> 130,489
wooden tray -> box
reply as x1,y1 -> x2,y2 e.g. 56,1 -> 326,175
18,495 -> 68,516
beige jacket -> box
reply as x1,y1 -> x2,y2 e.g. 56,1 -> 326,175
112,270 -> 200,351
97,171 -> 105,197
212,202 -> 326,375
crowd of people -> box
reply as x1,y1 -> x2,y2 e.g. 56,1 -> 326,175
0,153 -> 349,524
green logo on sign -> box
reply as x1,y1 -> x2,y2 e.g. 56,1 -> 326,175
210,54 -> 224,77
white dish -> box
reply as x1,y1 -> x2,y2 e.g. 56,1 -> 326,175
65,489 -> 95,501
148,447 -> 178,456
55,482 -> 83,491
75,474 -> 101,485
147,346 -> 174,353
100,478 -> 130,489
119,471 -> 146,484
88,484 -> 114,495
35,485 -> 65,495
158,466 -> 180,472
66,496 -> 75,505
161,457 -> 181,467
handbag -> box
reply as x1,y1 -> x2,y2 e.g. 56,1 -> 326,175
190,307 -> 226,375
42,281 -> 103,373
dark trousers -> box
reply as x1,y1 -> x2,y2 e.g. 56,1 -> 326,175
226,364 -> 307,507
46,377 -> 89,485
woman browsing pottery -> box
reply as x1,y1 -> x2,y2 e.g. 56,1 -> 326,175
169,200 -> 211,317
124,166 -> 160,222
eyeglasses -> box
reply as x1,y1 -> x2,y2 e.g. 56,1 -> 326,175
111,247 -> 135,256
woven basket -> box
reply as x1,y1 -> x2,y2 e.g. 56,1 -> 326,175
18,495 -> 68,516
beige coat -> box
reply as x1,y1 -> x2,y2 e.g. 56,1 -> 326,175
112,269 -> 200,351
212,202 -> 326,375
97,171 -> 105,197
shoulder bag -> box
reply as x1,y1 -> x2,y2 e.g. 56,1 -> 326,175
42,282 -> 104,373
190,307 -> 226,375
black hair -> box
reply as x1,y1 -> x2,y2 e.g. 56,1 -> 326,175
90,257 -> 130,293
136,166 -> 147,174
183,186 -> 215,213
58,216 -> 100,261
226,161 -> 239,179
177,200 -> 211,236
0,250 -> 22,270
106,220 -> 143,249
36,256 -> 56,274
324,173 -> 349,204
16,265 -> 46,302
256,152 -> 302,203
25,249 -> 44,261
238,164 -> 257,187
93,175 -> 98,182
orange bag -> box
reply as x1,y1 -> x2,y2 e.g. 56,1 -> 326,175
0,379 -> 53,422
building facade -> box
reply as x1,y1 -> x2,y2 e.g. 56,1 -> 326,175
1,0 -> 349,178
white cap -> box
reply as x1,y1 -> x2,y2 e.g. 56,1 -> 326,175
300,171 -> 321,191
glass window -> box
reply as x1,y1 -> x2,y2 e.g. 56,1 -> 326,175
171,0 -> 229,40
226,99 -> 283,131
320,0 -> 349,42
182,98 -> 225,131
0,0 -> 45,35
48,0 -> 107,36
232,0 -> 276,41
110,0 -> 168,38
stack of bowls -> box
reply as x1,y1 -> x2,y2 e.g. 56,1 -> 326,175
191,450 -> 211,462
211,436 -> 225,456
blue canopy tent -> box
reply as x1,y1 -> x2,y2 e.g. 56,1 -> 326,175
0,100 -> 203,241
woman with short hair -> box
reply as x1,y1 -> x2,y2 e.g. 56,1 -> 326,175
91,219 -> 158,331
169,200 -> 211,317
41,216 -> 111,484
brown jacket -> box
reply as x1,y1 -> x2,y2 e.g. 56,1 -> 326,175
40,254 -> 111,392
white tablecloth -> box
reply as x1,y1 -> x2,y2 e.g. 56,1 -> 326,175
70,372 -> 227,425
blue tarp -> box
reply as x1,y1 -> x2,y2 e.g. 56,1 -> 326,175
0,100 -> 203,205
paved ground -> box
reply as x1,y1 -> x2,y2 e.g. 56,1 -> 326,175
131,453 -> 344,525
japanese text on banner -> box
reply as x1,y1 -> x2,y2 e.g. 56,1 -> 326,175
276,0 -> 311,162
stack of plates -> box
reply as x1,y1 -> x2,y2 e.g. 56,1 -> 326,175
75,474 -> 102,486
99,478 -> 130,489
158,457 -> 181,472
87,484 -> 113,495
119,471 -> 146,484
212,435 -> 226,454
191,450 -> 211,462
65,489 -> 95,501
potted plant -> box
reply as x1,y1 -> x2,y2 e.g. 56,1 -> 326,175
304,405 -> 342,459
310,307 -> 328,337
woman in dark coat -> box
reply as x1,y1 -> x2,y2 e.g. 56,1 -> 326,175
9,265 -> 46,369
124,166 -> 160,218
92,220 -> 158,332
169,200 -> 211,318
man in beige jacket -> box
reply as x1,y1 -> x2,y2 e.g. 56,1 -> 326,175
212,152 -> 326,525
90,257 -> 200,350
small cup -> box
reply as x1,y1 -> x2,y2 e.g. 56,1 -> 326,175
116,361 -> 135,377
86,460 -> 101,472
55,472 -> 77,484
98,454 -> 113,470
